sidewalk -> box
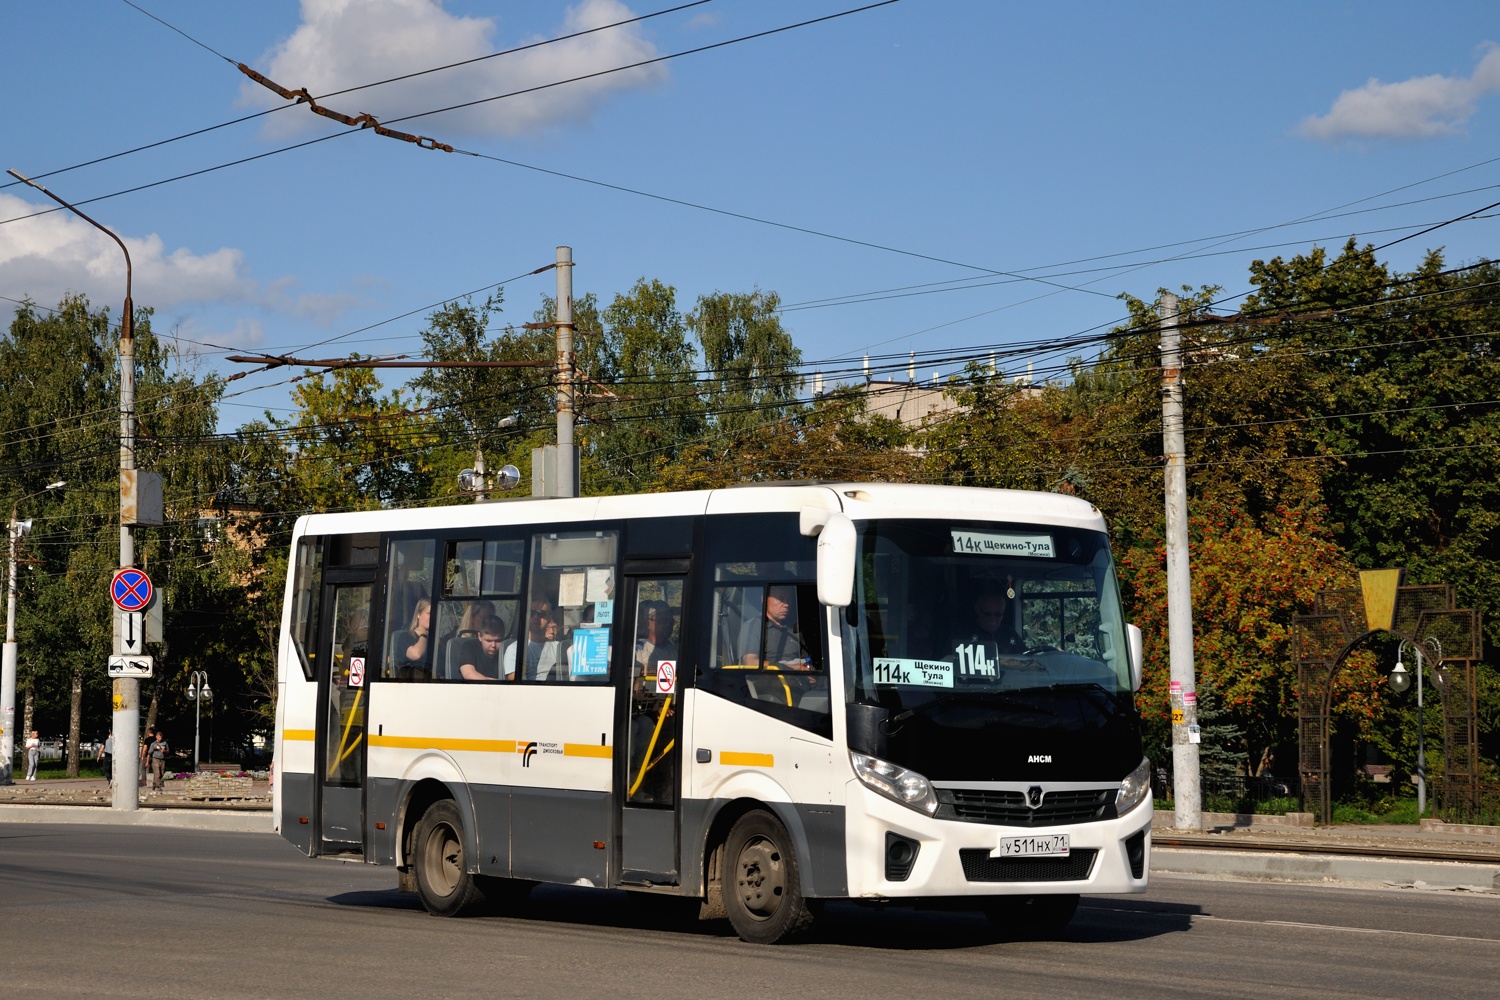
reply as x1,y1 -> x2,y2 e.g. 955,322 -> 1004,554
1150,810 -> 1500,891
0,775 -> 272,832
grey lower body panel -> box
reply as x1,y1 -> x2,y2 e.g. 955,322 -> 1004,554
287,777 -> 845,901
510,786 -> 610,886
680,798 -> 847,899
280,771 -> 315,856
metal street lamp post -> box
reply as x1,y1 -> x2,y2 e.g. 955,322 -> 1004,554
2,480 -> 66,785
186,670 -> 211,772
1388,637 -> 1447,816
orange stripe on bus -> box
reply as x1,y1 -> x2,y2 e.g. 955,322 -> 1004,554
282,729 -> 316,742
720,751 -> 774,768
563,743 -> 614,758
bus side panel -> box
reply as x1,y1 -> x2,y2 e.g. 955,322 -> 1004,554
684,690 -> 848,898
277,650 -> 319,857
507,686 -> 614,887
365,683 -> 614,886
510,787 -> 610,886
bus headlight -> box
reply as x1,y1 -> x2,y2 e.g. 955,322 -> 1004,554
1115,756 -> 1152,815
850,751 -> 939,816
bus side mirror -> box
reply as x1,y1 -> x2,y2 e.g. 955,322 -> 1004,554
802,509 -> 855,607
1126,623 -> 1143,692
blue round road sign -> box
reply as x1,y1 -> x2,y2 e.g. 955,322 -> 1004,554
111,568 -> 154,611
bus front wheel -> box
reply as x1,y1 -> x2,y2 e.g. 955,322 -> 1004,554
413,799 -> 486,917
722,810 -> 814,944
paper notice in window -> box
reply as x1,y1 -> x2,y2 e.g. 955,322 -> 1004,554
558,572 -> 586,608
586,568 -> 613,603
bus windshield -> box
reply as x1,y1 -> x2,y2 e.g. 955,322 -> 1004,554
845,518 -> 1140,781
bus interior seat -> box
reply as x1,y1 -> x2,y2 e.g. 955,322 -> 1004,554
442,631 -> 476,681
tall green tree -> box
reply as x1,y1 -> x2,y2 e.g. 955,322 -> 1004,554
585,279 -> 704,489
689,289 -> 803,446
414,293 -> 556,496
1,295 -> 243,768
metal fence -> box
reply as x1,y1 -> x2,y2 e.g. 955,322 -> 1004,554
1154,767 -> 1301,804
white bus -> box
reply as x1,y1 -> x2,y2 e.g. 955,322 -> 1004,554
274,483 -> 1151,943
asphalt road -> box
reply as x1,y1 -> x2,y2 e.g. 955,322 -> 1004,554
2,824 -> 1497,999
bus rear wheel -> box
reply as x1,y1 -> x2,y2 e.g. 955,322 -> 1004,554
413,799 -> 486,917
982,893 -> 1079,937
722,810 -> 814,944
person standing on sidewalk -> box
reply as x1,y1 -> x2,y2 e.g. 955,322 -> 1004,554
24,731 -> 40,781
138,726 -> 154,787
146,729 -> 169,792
97,732 -> 114,783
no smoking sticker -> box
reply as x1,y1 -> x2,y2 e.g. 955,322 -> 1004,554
349,656 -> 366,688
655,660 -> 677,696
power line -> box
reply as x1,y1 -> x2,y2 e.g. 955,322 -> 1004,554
4,0 -> 721,194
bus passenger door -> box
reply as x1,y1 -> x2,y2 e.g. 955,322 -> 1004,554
317,580 -> 373,855
618,573 -> 686,883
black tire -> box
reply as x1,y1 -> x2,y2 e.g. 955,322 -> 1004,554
982,893 -> 1079,937
721,809 -> 815,944
413,800 -> 487,917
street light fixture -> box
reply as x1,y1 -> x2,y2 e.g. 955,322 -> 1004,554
2,480 -> 66,785
186,670 -> 212,772
1388,636 -> 1444,816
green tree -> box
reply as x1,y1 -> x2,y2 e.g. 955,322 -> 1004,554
584,279 -> 705,489
1,295 -> 244,769
271,364 -> 435,512
689,289 -> 803,446
413,293 -> 555,496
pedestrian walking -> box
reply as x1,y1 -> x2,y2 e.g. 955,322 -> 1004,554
24,731 -> 40,781
139,727 -> 154,788
147,729 -> 169,792
98,732 -> 114,783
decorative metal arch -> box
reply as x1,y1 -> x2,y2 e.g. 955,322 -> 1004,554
1294,570 -> 1482,824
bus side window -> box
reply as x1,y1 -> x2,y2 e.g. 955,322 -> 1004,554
385,538 -> 436,680
703,582 -> 830,735
530,530 -> 617,683
444,540 -> 483,597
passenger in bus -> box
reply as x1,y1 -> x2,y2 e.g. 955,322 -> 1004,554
454,611 -> 506,681
388,598 -> 432,675
738,585 -> 810,670
503,600 -> 562,681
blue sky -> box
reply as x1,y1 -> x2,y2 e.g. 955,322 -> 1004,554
3,1 -> 1498,430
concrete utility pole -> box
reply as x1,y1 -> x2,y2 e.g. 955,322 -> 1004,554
555,245 -> 577,499
6,169 -> 143,809
1160,292 -> 1201,831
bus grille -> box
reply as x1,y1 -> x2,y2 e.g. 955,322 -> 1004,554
939,788 -> 1114,827
959,848 -> 1098,882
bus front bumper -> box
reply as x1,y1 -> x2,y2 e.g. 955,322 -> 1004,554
843,781 -> 1152,899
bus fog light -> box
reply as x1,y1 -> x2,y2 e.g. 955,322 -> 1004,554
1115,756 -> 1151,814
851,751 -> 939,816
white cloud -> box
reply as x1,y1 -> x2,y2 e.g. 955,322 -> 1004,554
0,192 -> 256,314
1300,44 -> 1500,141
0,193 -> 367,332
243,0 -> 668,140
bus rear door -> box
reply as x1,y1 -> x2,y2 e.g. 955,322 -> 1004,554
617,568 -> 688,884
316,578 -> 373,855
